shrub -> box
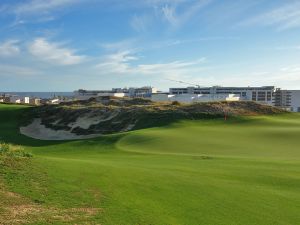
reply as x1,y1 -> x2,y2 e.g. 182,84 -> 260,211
0,142 -> 32,158
0,142 -> 9,154
171,101 -> 181,106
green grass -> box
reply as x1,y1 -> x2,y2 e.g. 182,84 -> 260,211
0,104 -> 300,225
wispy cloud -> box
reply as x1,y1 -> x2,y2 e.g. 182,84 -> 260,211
161,0 -> 213,28
2,0 -> 84,24
28,38 -> 86,66
161,5 -> 177,26
274,45 -> 300,51
0,64 -> 40,77
100,39 -> 138,51
130,14 -> 153,32
96,50 -> 206,76
14,0 -> 79,15
240,1 -> 300,30
0,40 -> 20,57
128,0 -> 213,32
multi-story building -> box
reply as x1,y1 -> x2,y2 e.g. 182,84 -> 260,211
169,86 -> 276,105
274,89 -> 300,112
74,86 -> 157,100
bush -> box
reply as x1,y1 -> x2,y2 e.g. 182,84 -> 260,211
0,142 -> 32,158
0,142 -> 9,154
171,101 -> 181,106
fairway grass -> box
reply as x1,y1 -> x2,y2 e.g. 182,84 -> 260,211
0,104 -> 300,225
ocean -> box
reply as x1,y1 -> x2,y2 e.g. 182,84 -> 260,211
0,92 -> 74,99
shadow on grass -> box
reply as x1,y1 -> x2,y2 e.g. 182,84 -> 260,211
1,103 -> 279,148
0,104 -> 128,148
0,105 -> 71,147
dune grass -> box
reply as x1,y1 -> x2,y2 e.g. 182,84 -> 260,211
0,104 -> 300,225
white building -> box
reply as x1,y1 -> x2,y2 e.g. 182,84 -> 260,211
152,93 -> 240,103
127,87 -> 157,98
97,93 -> 126,98
169,86 -> 275,105
9,96 -> 23,104
74,86 -> 157,100
274,89 -> 300,112
24,97 -> 30,104
49,99 -> 62,104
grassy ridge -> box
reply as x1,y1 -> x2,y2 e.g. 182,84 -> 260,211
0,104 -> 300,225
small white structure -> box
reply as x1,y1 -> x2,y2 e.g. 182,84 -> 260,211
152,93 -> 240,103
24,97 -> 30,104
97,93 -> 126,98
49,99 -> 62,104
34,98 -> 42,105
9,96 -> 23,104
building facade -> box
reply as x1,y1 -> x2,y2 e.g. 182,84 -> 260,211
74,86 -> 157,100
169,86 -> 275,105
152,93 -> 240,103
274,89 -> 300,112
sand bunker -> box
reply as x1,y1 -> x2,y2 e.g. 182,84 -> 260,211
20,119 -> 102,141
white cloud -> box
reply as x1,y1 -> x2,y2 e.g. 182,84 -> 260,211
128,0 -> 212,31
240,1 -> 300,30
14,0 -> 80,15
161,0 -> 213,27
130,14 -> 153,32
162,5 -> 178,26
1,0 -> 84,24
96,50 -> 206,76
28,38 -> 86,65
100,39 -> 137,51
0,40 -> 20,57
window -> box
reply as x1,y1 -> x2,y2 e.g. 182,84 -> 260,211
257,92 -> 266,101
267,92 -> 272,101
298,107 -> 300,112
252,92 -> 257,101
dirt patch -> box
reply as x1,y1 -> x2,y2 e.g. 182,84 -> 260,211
0,183 -> 102,224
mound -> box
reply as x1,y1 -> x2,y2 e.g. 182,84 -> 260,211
20,98 -> 285,140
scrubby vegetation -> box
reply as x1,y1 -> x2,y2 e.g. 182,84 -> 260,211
0,142 -> 32,158
22,98 -> 285,136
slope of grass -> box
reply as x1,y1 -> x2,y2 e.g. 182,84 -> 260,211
0,104 -> 300,225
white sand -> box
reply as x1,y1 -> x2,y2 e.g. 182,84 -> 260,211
70,110 -> 120,130
20,119 -> 102,141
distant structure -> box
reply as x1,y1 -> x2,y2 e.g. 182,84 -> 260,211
0,94 -> 42,105
274,89 -> 300,112
1,85 -> 300,111
169,86 -> 275,105
74,86 -> 157,100
152,93 -> 240,103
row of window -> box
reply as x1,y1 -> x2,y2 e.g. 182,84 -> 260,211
252,91 -> 272,101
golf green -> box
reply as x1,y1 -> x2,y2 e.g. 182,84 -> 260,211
1,104 -> 300,225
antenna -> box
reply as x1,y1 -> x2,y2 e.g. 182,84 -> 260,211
166,79 -> 202,88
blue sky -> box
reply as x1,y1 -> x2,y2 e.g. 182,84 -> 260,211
0,0 -> 300,91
